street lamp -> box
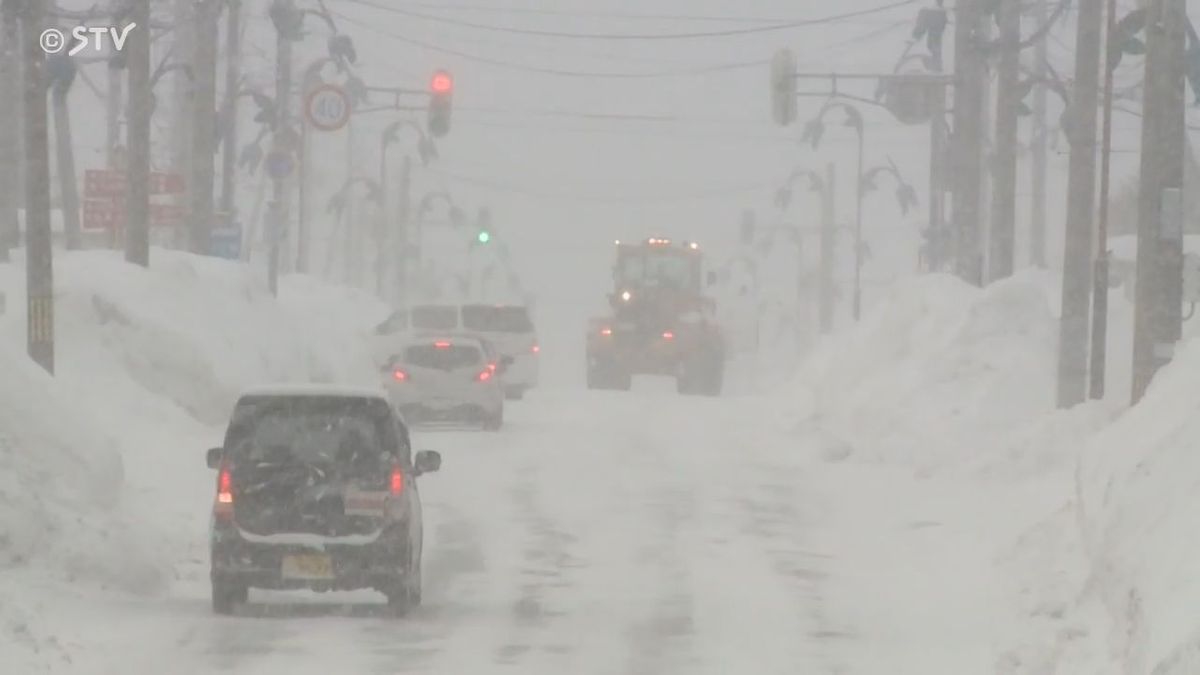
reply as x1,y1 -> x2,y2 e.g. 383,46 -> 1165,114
802,99 -> 865,321
861,156 -> 920,269
775,167 -> 838,335
325,176 -> 381,284
861,157 -> 919,215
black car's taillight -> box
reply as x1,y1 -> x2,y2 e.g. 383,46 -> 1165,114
390,463 -> 404,496
214,460 -> 235,522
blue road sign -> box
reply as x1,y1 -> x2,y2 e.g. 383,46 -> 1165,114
211,223 -> 242,260
265,151 -> 295,181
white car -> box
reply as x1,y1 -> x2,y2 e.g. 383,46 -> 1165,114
461,304 -> 540,400
374,304 -> 540,401
381,336 -> 504,430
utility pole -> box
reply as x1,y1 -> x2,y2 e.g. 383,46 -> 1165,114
169,0 -> 194,181
1088,0 -> 1119,400
125,0 -> 151,266
22,0 -> 53,372
268,0 -> 295,296
927,83 -> 948,272
219,0 -> 240,218
51,80 -> 81,249
1131,0 -> 1187,403
297,115 -> 309,274
105,0 -> 122,167
819,162 -> 836,333
951,0 -> 987,285
989,0 -> 1020,281
852,128 -> 864,320
1030,0 -> 1049,268
0,0 -> 21,262
1056,0 -> 1103,408
188,0 -> 219,255
377,138 -> 389,296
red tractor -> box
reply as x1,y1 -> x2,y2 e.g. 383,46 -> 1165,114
585,238 -> 725,395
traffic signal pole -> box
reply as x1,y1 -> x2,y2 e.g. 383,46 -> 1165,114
396,154 -> 412,306
820,163 -> 836,334
21,0 -> 53,372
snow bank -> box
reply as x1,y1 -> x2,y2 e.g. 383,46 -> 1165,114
0,341 -> 163,591
1075,338 -> 1200,674
46,250 -> 386,425
783,271 -> 1060,469
0,338 -> 171,673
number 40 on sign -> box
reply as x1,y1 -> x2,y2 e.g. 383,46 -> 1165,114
305,84 -> 351,132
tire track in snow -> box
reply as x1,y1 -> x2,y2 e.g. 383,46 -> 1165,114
731,458 -> 851,673
491,469 -> 585,667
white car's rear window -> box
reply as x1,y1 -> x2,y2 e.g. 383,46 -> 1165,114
403,344 -> 482,370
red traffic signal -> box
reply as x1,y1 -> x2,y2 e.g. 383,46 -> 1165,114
430,70 -> 453,94
428,69 -> 453,138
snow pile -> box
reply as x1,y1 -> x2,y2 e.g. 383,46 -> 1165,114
784,271 -> 1059,469
44,250 -> 387,425
0,341 -> 163,590
1073,338 -> 1200,674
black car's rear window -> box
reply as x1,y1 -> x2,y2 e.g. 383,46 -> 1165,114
225,396 -> 403,464
403,344 -> 482,370
411,306 -> 459,330
462,305 -> 534,333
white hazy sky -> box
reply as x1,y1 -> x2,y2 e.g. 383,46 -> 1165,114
59,0 -> 1181,309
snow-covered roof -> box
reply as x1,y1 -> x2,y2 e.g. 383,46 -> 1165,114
237,383 -> 388,400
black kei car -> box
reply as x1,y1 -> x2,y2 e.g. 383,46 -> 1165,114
205,385 -> 441,615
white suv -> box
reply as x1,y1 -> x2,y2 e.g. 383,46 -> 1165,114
461,304 -> 539,400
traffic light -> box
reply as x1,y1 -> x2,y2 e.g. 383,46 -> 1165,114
770,49 -> 797,126
476,229 -> 491,244
428,70 -> 453,138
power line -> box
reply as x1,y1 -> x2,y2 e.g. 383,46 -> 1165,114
450,117 -> 789,143
428,168 -> 775,204
330,9 -> 766,78
341,0 -> 919,40
362,1 -> 904,25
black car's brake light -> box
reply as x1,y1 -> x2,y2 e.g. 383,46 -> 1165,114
390,463 -> 405,496
214,460 -> 234,522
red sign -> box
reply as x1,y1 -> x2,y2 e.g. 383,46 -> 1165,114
84,169 -> 186,199
83,199 -> 121,231
150,203 -> 186,225
82,168 -> 187,231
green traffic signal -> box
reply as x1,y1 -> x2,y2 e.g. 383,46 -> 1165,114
477,230 -> 491,244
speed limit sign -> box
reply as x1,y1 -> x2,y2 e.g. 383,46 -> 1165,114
304,84 -> 351,132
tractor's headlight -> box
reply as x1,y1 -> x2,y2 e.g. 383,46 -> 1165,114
620,290 -> 632,302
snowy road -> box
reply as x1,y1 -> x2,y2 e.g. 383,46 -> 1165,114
49,385 -> 851,675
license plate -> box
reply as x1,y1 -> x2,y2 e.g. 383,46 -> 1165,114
281,554 -> 334,580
